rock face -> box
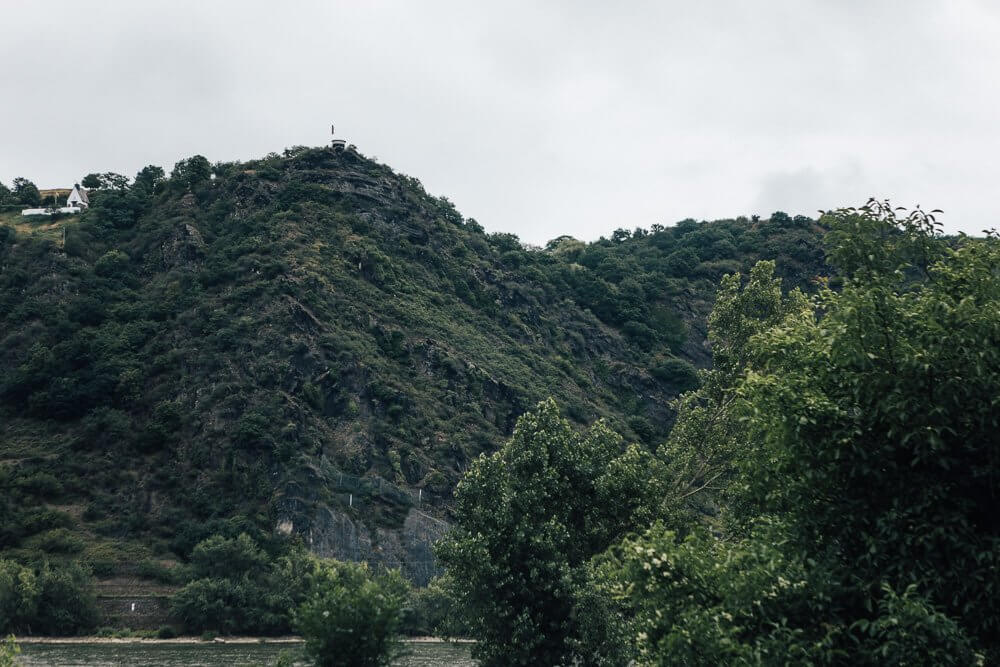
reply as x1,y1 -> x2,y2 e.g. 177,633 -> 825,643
159,222 -> 205,270
307,505 -> 449,586
97,596 -> 172,630
272,463 -> 450,585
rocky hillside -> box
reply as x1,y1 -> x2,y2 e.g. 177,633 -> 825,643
0,146 -> 826,583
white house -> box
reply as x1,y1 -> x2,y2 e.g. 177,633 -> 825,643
66,184 -> 89,209
22,184 -> 89,216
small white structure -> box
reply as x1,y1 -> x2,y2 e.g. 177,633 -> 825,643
331,123 -> 347,151
66,184 -> 89,209
22,184 -> 89,216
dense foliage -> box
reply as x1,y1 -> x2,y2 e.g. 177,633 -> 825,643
0,178 -> 41,208
445,202 -> 998,664
437,399 -> 665,665
294,561 -> 409,667
167,530 -> 412,660
605,203 -> 999,664
0,145 -> 824,590
169,533 -> 316,635
0,559 -> 98,636
0,635 -> 18,667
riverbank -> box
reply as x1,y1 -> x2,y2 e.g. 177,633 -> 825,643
14,638 -> 477,666
14,636 -> 302,645
13,636 -> 473,644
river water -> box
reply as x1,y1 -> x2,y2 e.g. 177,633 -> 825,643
17,640 -> 475,666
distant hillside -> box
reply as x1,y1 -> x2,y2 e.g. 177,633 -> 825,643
0,146 -> 826,583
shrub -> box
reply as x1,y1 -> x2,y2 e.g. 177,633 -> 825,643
649,357 -> 700,392
605,521 -> 982,665
0,635 -> 19,667
93,249 -> 130,277
16,472 -> 64,498
399,575 -> 470,638
24,528 -> 86,555
156,625 -> 178,639
294,561 -> 408,667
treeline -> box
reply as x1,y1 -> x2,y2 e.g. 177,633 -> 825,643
0,541 -> 425,667
0,523 -> 460,647
436,202 -> 1000,665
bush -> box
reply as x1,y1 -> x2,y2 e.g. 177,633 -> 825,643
16,472 -> 64,497
649,357 -> 700,392
24,528 -> 86,554
137,559 -> 180,585
93,249 -> 130,277
0,635 -> 20,667
399,575 -> 470,638
156,625 -> 178,639
605,521 -> 982,665
294,561 -> 409,667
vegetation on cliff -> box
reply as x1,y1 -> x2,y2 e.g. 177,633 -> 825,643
0,145 -> 824,589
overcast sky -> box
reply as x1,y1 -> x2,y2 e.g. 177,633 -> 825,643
2,1 -> 998,244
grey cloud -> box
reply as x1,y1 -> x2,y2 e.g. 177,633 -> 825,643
1,0 -> 998,243
754,163 -> 875,218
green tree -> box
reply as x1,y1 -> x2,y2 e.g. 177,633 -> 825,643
0,559 -> 39,633
133,165 -> 165,194
399,574 -> 471,638
93,249 -> 130,277
731,201 -> 1000,658
170,534 -> 314,635
171,155 -> 212,190
1,560 -> 97,636
294,561 -> 408,667
603,519 -> 980,666
31,562 -> 99,635
436,399 -> 664,666
81,172 -> 130,190
610,200 -> 998,663
654,260 -> 806,530
663,247 -> 699,276
11,178 -> 40,207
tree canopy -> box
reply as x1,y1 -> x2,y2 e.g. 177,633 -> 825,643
445,200 -> 999,664
436,399 -> 663,666
606,201 -> 999,664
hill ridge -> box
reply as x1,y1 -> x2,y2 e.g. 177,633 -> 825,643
0,145 -> 827,583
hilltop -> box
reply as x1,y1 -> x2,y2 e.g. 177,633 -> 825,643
0,145 -> 826,585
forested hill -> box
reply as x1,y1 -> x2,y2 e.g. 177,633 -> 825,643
0,146 -> 826,581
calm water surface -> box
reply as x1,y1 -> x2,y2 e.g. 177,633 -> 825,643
18,641 -> 475,666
